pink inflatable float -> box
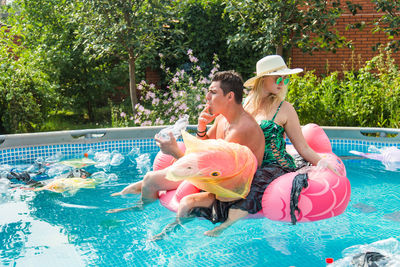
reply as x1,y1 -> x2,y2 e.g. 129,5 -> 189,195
153,141 -> 186,171
157,124 -> 351,223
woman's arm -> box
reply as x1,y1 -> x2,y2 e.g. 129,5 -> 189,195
282,102 -> 321,166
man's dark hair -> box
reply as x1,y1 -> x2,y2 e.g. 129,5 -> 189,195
212,70 -> 243,104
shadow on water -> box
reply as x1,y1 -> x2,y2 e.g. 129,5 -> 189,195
0,221 -> 32,265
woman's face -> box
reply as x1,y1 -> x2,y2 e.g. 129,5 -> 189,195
260,75 -> 288,96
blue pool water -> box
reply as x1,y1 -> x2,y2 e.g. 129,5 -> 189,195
0,145 -> 400,266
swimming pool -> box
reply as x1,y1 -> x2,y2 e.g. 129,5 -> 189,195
0,126 -> 399,266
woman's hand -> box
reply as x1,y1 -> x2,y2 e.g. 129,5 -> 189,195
316,158 -> 341,176
154,132 -> 184,159
297,159 -> 341,177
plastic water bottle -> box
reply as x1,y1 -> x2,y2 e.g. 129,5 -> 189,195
0,178 -> 10,194
127,147 -> 140,164
45,152 -> 64,164
91,171 -> 108,183
136,153 -> 151,174
156,114 -> 189,141
110,151 -> 125,166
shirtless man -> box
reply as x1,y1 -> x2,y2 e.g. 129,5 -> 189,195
109,71 -> 265,215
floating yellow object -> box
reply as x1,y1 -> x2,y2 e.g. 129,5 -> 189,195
59,158 -> 96,169
34,177 -> 97,194
166,131 -> 257,199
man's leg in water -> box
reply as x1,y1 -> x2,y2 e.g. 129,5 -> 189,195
107,168 -> 181,213
203,208 -> 248,237
140,168 -> 182,201
111,181 -> 142,196
151,192 -> 215,241
111,168 -> 181,198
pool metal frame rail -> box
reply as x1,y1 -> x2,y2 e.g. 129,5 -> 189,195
0,125 -> 399,149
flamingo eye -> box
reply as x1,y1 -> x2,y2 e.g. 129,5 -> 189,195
210,171 -> 221,177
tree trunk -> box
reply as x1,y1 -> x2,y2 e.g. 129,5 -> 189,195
0,121 -> 6,134
128,48 -> 137,114
87,100 -> 94,122
275,45 -> 283,56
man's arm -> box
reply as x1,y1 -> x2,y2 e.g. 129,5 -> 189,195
154,132 -> 185,159
197,105 -> 218,140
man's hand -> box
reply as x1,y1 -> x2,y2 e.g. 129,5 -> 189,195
198,105 -> 217,131
154,132 -> 184,159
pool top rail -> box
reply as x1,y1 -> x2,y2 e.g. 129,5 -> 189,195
0,125 -> 399,149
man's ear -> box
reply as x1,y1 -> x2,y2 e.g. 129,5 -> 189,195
227,91 -> 235,101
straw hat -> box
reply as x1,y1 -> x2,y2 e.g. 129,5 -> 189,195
244,55 -> 303,87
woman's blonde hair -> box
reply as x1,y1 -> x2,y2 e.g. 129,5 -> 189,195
243,76 -> 288,118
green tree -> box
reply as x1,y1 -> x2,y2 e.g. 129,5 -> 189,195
79,0 -> 169,113
0,24 -> 55,133
149,0 -> 262,83
372,0 -> 400,51
4,0 -> 123,121
225,0 -> 360,58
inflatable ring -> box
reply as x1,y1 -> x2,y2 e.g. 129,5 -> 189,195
153,141 -> 186,171
157,124 -> 351,222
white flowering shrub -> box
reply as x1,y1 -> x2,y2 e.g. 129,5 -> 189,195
112,50 -> 220,127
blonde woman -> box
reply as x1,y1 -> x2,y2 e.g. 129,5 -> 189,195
243,55 -> 322,168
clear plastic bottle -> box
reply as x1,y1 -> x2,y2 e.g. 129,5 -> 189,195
156,114 -> 189,141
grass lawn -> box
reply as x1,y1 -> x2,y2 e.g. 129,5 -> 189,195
40,108 -> 112,132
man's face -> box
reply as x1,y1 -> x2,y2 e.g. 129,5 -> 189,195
205,81 -> 227,115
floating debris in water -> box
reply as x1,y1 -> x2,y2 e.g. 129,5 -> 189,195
332,238 -> 400,266
352,203 -> 377,213
351,251 -> 387,266
100,219 -> 123,230
383,211 -> 400,222
349,146 -> 400,171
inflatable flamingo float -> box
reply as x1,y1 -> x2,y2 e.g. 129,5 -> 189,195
156,124 -> 351,223
262,124 -> 350,222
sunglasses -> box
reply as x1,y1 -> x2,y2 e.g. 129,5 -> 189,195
276,76 -> 290,85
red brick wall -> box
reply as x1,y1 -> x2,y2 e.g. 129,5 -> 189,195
109,68 -> 160,103
145,67 -> 161,88
1,23 -> 22,59
291,0 -> 400,75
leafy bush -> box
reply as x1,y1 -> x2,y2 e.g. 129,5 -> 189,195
0,26 -> 55,134
111,50 -> 219,127
287,49 -> 400,128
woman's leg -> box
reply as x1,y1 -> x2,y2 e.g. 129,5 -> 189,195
204,208 -> 248,237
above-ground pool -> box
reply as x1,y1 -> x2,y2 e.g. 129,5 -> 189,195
0,126 -> 399,266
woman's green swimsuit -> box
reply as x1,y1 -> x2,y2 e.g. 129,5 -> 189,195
259,101 -> 296,169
